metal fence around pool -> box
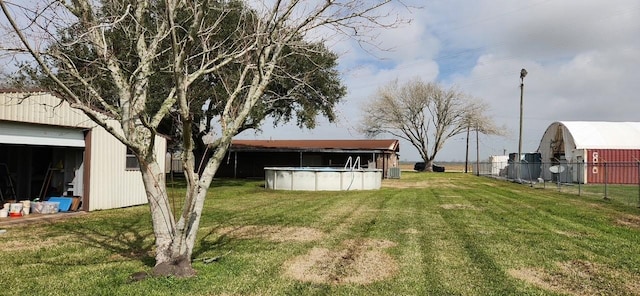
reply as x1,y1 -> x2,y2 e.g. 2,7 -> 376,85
475,160 -> 640,208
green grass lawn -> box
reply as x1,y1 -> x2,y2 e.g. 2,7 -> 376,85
1,172 -> 640,295
530,179 -> 640,208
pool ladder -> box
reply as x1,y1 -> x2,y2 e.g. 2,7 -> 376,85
344,156 -> 361,170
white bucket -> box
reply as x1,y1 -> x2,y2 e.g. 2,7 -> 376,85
9,203 -> 22,214
21,201 -> 31,215
0,210 -> 7,218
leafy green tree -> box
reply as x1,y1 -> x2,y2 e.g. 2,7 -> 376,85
1,0 -> 398,277
14,1 -> 346,172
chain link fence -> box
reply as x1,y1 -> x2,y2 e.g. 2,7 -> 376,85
476,160 -> 640,208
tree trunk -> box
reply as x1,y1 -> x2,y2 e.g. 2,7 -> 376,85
140,141 -> 227,278
138,159 -> 197,278
425,159 -> 434,172
182,142 -> 228,254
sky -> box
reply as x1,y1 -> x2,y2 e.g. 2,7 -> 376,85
237,0 -> 640,162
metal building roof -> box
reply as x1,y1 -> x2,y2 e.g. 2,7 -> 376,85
231,139 -> 400,152
554,121 -> 640,149
0,90 -> 95,128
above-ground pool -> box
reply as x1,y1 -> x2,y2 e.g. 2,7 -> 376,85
264,167 -> 382,191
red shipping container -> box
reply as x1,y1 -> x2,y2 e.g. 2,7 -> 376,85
586,149 -> 640,184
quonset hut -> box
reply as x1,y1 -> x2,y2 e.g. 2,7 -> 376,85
537,121 -> 640,184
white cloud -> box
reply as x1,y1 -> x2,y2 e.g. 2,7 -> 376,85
243,0 -> 640,162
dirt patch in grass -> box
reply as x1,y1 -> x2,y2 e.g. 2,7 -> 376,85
283,238 -> 398,285
439,204 -> 480,210
216,225 -> 325,242
508,267 -> 560,293
509,260 -> 640,295
615,214 -> 640,229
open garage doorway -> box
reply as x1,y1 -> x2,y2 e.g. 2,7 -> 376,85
0,145 -> 84,204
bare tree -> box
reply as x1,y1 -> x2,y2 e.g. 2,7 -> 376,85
360,78 -> 501,172
0,0 -> 403,277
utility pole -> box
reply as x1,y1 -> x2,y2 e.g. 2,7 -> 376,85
518,68 -> 528,182
476,123 -> 480,176
465,125 -> 470,173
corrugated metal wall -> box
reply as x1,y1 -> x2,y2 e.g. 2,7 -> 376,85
88,122 -> 166,211
0,92 -> 95,128
0,91 -> 167,210
586,149 -> 640,184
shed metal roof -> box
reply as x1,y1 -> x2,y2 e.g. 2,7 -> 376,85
231,139 -> 399,152
0,91 -> 95,128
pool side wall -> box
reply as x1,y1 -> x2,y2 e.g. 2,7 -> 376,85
265,167 -> 382,191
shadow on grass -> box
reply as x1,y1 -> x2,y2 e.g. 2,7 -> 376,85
55,214 -> 156,267
211,178 -> 267,188
192,225 -> 233,259
192,218 -> 279,259
53,212 -> 250,268
168,174 -> 264,188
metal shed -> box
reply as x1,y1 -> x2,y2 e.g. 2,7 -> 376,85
216,139 -> 400,179
537,121 -> 640,184
0,91 -> 167,210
